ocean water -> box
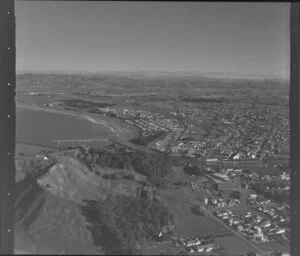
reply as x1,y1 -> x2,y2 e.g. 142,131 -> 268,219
16,107 -> 115,147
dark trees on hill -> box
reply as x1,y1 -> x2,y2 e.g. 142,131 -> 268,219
183,165 -> 206,176
20,157 -> 57,179
75,145 -> 173,189
81,195 -> 174,254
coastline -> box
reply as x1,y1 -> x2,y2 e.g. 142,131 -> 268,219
16,103 -> 139,140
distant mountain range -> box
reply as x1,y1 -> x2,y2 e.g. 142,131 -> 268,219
16,70 -> 289,81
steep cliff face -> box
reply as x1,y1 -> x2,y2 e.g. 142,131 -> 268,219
36,156 -> 147,203
37,156 -> 108,203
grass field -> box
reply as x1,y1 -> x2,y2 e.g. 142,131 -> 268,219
161,166 -> 268,256
214,236 -> 257,255
160,187 -> 230,238
162,167 -> 230,237
141,242 -> 173,255
258,241 -> 289,253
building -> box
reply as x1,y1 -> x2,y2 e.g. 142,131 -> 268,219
248,194 -> 258,199
195,243 -> 214,252
206,158 -> 220,166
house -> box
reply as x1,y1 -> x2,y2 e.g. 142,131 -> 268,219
211,198 -> 218,205
205,247 -> 213,252
205,243 -> 215,251
196,246 -> 205,252
195,243 -> 214,252
186,239 -> 198,247
195,241 -> 201,246
282,252 -> 291,256
219,201 -> 226,207
249,194 -> 258,199
228,200 -> 236,207
188,248 -> 195,253
276,229 -> 285,234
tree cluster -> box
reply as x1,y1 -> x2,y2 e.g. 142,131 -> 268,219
183,164 -> 206,176
75,145 -> 173,189
250,180 -> 290,204
131,131 -> 166,146
81,195 -> 174,254
18,156 -> 57,179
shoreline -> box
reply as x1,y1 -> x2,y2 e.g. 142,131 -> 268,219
17,103 -> 139,140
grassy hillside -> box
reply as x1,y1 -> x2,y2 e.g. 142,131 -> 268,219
14,145 -> 175,254
14,175 -> 103,254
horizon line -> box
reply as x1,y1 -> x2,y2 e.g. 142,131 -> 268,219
16,70 -> 289,80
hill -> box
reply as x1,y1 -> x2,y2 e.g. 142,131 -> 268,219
14,147 -> 174,254
14,175 -> 102,254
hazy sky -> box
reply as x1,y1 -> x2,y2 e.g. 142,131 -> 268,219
16,1 -> 290,78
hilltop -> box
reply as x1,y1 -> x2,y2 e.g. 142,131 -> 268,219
14,146 -> 175,254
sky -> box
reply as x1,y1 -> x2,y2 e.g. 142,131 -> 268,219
15,1 -> 290,78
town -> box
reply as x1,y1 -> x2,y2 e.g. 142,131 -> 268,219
76,96 -> 290,256
17,85 -> 290,256
88,97 -> 289,165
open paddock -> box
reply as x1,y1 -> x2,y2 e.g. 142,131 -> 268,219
214,235 -> 258,255
160,188 -> 230,238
